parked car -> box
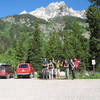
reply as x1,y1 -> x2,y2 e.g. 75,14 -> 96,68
16,63 -> 35,78
0,63 -> 14,79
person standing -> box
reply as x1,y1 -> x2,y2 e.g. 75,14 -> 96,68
52,57 -> 56,79
64,59 -> 69,79
70,59 -> 76,79
42,58 -> 48,79
53,59 -> 62,79
56,60 -> 61,79
46,63 -> 49,80
49,60 -> 54,79
74,58 -> 79,71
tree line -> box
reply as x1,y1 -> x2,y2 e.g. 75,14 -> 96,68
0,21 -> 90,72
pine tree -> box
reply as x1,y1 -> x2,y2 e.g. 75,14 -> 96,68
3,48 -> 18,71
27,25 -> 42,72
15,32 -> 29,63
63,21 -> 89,71
63,31 -> 75,59
46,31 -> 63,60
87,0 -> 100,71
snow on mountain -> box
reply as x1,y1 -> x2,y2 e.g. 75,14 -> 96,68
20,10 -> 28,14
29,7 -> 47,20
20,1 -> 86,21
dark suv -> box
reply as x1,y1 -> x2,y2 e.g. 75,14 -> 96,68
0,63 -> 14,79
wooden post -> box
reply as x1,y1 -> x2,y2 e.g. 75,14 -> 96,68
93,65 -> 95,73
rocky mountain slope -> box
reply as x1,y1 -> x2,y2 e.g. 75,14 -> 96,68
0,1 -> 88,35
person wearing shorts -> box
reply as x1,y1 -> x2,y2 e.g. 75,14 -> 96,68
55,60 -> 62,79
49,60 -> 54,79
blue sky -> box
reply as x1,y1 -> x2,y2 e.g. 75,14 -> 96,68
0,0 -> 90,18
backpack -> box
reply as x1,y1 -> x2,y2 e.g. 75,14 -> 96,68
74,61 -> 79,69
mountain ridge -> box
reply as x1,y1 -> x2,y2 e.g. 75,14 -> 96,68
20,1 -> 86,21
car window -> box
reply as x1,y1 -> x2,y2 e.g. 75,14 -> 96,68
19,64 -> 28,68
0,66 -> 4,70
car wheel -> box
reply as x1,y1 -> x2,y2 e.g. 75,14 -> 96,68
17,75 -> 20,79
29,74 -> 33,79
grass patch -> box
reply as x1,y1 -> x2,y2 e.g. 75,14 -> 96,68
76,72 -> 100,79
59,72 -> 100,79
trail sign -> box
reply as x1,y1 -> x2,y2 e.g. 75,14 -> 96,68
92,60 -> 96,65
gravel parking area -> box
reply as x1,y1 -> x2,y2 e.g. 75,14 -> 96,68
0,79 -> 100,100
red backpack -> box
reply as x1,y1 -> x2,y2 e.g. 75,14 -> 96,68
74,58 -> 79,69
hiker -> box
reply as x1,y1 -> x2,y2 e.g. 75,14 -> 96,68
46,63 -> 49,79
64,59 -> 69,79
52,57 -> 56,79
53,58 -> 62,79
49,60 -> 54,79
42,58 -> 48,79
70,59 -> 76,79
74,58 -> 79,71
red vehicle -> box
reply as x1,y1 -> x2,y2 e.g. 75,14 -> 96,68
16,63 -> 35,78
0,63 -> 14,79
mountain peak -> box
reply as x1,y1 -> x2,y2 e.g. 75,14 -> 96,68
46,1 -> 67,11
20,1 -> 86,20
48,1 -> 66,7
